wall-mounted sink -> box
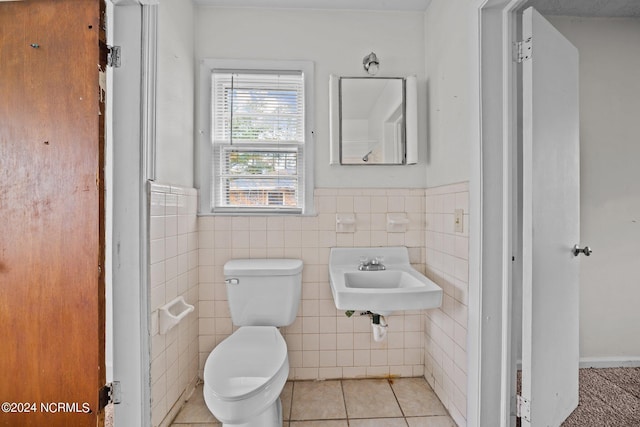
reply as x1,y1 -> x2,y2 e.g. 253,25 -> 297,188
329,247 -> 443,315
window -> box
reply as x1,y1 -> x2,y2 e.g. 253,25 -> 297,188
198,60 -> 314,215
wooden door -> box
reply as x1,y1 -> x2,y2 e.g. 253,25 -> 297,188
0,0 -> 106,426
521,7 -> 580,426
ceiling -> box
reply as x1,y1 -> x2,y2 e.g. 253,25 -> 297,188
193,0 -> 432,11
523,0 -> 640,17
193,0 -> 640,17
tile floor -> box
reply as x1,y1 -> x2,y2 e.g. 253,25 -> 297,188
171,378 -> 457,427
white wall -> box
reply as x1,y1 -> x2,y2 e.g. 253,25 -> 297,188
156,0 -> 195,187
151,3 -> 198,425
547,16 -> 640,360
423,0 -> 474,187
194,6 -> 428,188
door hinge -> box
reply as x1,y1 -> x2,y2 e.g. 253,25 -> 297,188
99,381 -> 121,410
516,394 -> 531,422
107,45 -> 121,68
514,37 -> 532,63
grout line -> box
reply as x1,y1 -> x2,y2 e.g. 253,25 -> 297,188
387,379 -> 411,426
388,378 -> 407,419
287,381 -> 294,422
340,379 -> 349,422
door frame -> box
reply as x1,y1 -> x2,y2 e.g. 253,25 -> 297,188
108,0 -> 158,425
106,0 -> 538,426
470,1 -> 527,426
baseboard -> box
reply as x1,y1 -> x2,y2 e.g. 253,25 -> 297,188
579,357 -> 640,368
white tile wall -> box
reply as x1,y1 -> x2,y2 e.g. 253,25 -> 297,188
424,182 -> 469,427
198,188 -> 427,380
149,183 -> 200,427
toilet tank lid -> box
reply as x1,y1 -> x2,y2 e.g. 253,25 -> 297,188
224,259 -> 303,276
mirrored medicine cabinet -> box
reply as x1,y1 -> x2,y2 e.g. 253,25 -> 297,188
329,75 -> 417,165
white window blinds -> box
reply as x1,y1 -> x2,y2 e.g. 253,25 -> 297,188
212,71 -> 305,144
211,70 -> 306,212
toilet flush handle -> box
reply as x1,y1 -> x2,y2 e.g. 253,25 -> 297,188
225,278 -> 240,285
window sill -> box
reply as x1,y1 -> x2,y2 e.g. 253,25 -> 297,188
197,210 -> 317,217
198,205 -> 316,217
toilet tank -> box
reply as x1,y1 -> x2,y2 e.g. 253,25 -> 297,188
224,259 -> 303,327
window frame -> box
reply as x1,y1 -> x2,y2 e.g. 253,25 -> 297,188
197,59 -> 315,215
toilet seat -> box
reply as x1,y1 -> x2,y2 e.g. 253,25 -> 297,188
204,326 -> 287,402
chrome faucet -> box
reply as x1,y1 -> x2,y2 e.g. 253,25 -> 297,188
358,256 -> 386,271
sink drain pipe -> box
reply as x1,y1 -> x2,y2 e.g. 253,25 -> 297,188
366,312 -> 388,342
345,311 -> 389,342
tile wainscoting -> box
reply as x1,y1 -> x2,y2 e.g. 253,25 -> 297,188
424,182 -> 469,427
149,183 -> 200,427
198,188 -> 428,381
148,184 -> 470,427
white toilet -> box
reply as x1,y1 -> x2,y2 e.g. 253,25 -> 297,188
203,258 -> 303,427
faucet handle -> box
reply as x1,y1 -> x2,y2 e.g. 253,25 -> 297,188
373,256 -> 385,265
358,256 -> 370,271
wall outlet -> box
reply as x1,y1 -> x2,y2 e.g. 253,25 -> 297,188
454,209 -> 464,233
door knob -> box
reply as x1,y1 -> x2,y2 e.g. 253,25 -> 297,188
572,244 -> 592,257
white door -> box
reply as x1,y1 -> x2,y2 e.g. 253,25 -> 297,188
521,7 -> 581,426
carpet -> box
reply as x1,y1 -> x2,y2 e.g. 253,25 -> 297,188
516,368 -> 640,426
562,368 -> 640,427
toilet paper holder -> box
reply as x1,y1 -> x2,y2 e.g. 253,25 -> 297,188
158,296 -> 195,335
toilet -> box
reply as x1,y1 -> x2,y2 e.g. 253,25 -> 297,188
203,258 -> 303,427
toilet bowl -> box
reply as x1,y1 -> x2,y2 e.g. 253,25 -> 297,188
202,258 -> 303,427
203,326 -> 288,426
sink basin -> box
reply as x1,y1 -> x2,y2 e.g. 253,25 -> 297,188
344,271 -> 424,289
329,247 -> 443,315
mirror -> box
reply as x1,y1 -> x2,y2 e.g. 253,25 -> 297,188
340,77 -> 404,164
329,76 -> 418,165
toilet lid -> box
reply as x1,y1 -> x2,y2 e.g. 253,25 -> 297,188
204,326 -> 287,401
